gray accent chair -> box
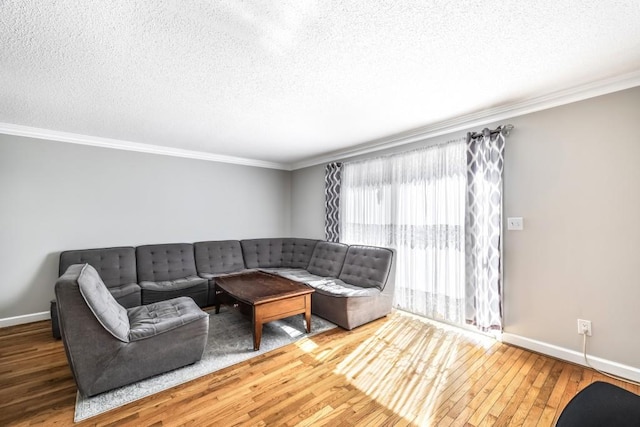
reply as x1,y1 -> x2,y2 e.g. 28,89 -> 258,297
51,246 -> 141,338
194,240 -> 249,305
136,243 -> 209,307
55,264 -> 209,397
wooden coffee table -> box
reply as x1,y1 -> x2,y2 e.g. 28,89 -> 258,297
214,271 -> 314,351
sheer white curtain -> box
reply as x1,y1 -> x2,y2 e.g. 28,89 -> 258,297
340,141 -> 467,324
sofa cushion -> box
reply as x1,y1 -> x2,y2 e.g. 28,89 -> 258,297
139,276 -> 208,292
194,240 -> 245,275
108,283 -> 142,308
77,263 -> 130,343
140,277 -> 208,306
273,269 -> 378,298
60,247 -> 137,288
339,245 -> 393,290
269,268 -> 329,287
127,296 -> 208,342
281,238 -> 319,269
136,243 -> 197,282
311,278 -> 380,298
198,270 -> 253,280
241,238 -> 283,268
307,242 -> 348,277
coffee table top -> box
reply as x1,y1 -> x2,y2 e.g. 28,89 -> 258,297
215,271 -> 314,305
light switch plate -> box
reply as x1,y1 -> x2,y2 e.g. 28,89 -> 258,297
507,217 -> 524,230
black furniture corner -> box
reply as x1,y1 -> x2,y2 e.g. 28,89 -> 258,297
556,381 -> 640,426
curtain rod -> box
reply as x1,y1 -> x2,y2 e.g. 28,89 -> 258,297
469,124 -> 514,139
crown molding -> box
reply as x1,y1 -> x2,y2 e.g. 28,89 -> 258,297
290,70 -> 640,170
2,71 -> 639,172
0,123 -> 290,170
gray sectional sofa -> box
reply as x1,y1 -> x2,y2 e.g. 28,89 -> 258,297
52,238 -> 395,337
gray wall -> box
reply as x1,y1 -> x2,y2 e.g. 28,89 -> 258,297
291,165 -> 326,239
290,86 -> 640,367
503,87 -> 640,367
0,135 -> 291,318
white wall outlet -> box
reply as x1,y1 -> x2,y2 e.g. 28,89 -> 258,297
577,319 -> 592,336
507,217 -> 524,230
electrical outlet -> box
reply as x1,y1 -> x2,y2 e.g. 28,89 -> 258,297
507,217 -> 524,230
577,319 -> 592,336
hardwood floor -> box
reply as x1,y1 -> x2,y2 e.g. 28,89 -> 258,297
1,310 -> 636,426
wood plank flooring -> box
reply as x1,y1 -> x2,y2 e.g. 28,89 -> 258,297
1,310 -> 637,426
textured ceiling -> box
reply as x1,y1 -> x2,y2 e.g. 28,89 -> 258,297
1,1 -> 639,165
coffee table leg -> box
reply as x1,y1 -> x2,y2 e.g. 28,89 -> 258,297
214,285 -> 221,314
253,308 -> 262,351
304,294 -> 312,333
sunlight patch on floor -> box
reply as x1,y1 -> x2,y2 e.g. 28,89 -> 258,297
280,324 -> 304,338
295,338 -> 319,352
396,309 -> 497,350
333,311 -> 497,424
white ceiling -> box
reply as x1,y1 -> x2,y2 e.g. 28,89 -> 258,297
1,1 -> 639,168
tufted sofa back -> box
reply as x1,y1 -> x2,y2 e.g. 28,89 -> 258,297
58,241 -> 393,290
338,245 -> 393,290
240,238 -> 283,268
194,240 -> 246,274
306,242 -> 349,277
59,247 -> 137,288
240,238 -> 321,269
136,243 -> 197,282
281,238 -> 319,268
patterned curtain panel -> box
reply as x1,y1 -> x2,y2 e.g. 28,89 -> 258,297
340,142 -> 467,324
324,162 -> 343,242
465,128 -> 506,331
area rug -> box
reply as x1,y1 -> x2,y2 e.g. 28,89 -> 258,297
74,308 -> 337,422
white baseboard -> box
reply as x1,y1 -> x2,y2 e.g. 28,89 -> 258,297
502,332 -> 640,383
0,311 -> 50,328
